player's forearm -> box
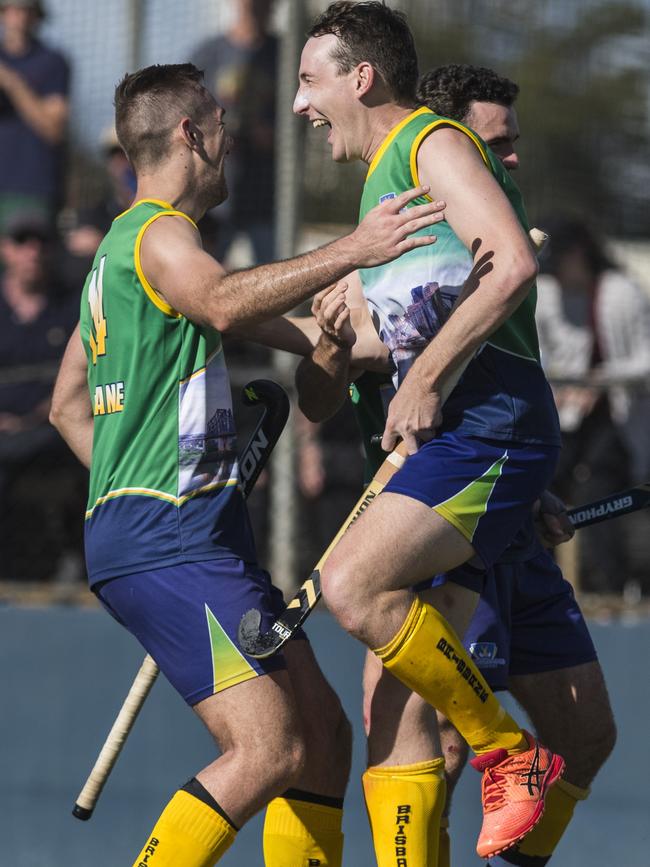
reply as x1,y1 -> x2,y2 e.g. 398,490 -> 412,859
50,404 -> 93,468
232,315 -> 321,356
50,325 -> 93,467
211,236 -> 361,332
295,335 -> 351,422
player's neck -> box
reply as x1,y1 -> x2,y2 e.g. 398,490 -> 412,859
129,186 -> 198,223
363,103 -> 418,166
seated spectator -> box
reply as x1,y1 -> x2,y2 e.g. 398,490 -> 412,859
536,217 -> 650,592
0,0 -> 70,232
0,213 -> 82,581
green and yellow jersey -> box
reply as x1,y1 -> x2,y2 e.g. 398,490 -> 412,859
358,107 -> 560,446
79,199 -> 255,586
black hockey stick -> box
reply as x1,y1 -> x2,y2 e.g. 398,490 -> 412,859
239,478 -> 650,660
567,481 -> 650,528
73,379 -> 289,821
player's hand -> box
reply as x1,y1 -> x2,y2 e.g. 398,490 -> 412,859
351,187 -> 445,268
381,370 -> 443,455
312,282 -> 357,349
533,490 -> 575,547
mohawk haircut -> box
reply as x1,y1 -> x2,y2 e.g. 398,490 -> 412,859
114,63 -> 214,170
416,64 -> 519,123
308,1 -> 418,104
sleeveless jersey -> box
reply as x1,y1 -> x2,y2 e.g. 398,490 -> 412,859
358,107 -> 560,446
79,199 -> 255,586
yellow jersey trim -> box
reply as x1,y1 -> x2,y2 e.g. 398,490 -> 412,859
114,198 -> 175,221
178,344 -> 224,387
85,477 -> 239,519
134,209 -> 197,318
410,119 -> 491,197
366,106 -> 431,180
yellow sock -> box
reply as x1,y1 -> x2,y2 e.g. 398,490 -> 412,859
439,816 -> 450,867
263,790 -> 344,866
132,789 -> 236,867
514,778 -> 589,859
362,758 -> 446,867
375,598 -> 527,755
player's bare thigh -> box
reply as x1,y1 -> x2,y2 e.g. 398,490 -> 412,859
321,491 -> 476,645
508,660 -> 616,787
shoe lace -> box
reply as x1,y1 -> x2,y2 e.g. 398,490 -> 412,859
482,767 -> 508,812
482,745 -> 546,811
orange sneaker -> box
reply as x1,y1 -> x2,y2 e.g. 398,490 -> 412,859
470,731 -> 565,860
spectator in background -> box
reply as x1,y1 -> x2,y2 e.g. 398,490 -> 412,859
57,128 -> 135,294
0,213 -> 80,580
0,0 -> 70,232
536,217 -> 650,592
193,0 -> 277,264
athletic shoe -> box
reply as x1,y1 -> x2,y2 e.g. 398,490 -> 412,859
470,731 -> 565,859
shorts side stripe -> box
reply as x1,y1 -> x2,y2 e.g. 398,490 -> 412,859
205,604 -> 257,695
433,452 -> 508,542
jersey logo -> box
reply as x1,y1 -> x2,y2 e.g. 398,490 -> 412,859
469,642 -> 506,669
88,255 -> 107,364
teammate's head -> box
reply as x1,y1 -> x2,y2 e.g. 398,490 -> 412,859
417,64 -> 520,171
294,2 -> 418,163
114,63 -> 230,206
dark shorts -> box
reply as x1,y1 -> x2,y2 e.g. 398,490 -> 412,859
384,432 -> 560,575
439,549 -> 597,691
96,558 -> 304,706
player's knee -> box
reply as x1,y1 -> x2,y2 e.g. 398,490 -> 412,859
320,559 -> 363,633
255,726 -> 307,794
307,692 -> 352,786
583,713 -> 617,776
271,732 -> 308,791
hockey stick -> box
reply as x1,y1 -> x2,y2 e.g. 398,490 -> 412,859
72,379 -> 290,821
567,481 -> 650,528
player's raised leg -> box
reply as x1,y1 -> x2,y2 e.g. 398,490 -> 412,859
321,482 -> 564,859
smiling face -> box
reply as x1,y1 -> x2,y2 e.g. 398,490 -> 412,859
293,34 -> 366,164
465,101 -> 520,171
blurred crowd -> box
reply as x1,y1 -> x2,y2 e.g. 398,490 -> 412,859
1,0 -> 649,595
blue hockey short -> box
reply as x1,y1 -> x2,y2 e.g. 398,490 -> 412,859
96,558 -> 305,706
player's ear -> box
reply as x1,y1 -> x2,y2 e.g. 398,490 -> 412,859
180,117 -> 200,150
355,61 -> 375,100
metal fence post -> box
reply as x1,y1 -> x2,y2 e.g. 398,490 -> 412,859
269,0 -> 305,593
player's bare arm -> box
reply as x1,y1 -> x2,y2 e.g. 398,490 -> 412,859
295,277 -> 389,421
140,188 -> 445,331
50,323 -> 93,469
231,314 -> 322,356
295,283 -> 355,421
383,129 -> 537,452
